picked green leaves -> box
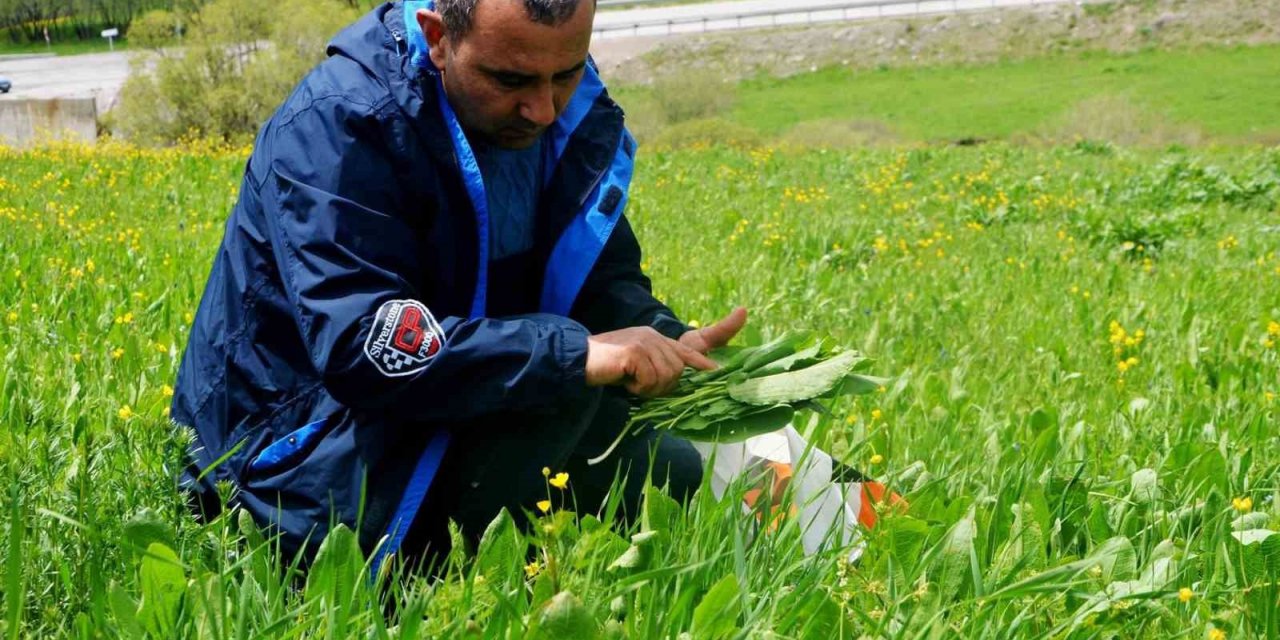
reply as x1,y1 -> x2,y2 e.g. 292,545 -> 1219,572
589,333 -> 888,464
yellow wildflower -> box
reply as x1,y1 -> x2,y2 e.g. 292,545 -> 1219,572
162,384 -> 174,397
524,561 -> 540,578
1208,628 -> 1226,640
118,405 -> 134,420
1178,587 -> 1193,603
5,311 -> 16,323
869,454 -> 884,466
541,466 -> 551,477
549,472 -> 569,490
111,347 -> 125,359
871,409 -> 883,421
1232,497 -> 1253,513
845,415 -> 857,425
536,499 -> 552,514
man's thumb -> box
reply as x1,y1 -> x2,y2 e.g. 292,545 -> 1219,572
700,307 -> 748,349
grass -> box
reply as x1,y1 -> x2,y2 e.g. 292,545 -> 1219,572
617,43 -> 1280,145
0,136 -> 1278,637
0,37 -> 127,57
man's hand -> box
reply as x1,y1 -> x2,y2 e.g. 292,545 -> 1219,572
586,327 -> 718,398
679,307 -> 748,354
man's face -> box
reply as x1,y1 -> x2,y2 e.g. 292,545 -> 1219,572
419,1 -> 595,149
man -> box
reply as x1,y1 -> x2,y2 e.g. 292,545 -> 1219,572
170,0 -> 747,570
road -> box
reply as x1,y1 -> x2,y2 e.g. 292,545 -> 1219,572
0,0 -> 1071,111
0,51 -> 130,113
593,0 -> 1075,38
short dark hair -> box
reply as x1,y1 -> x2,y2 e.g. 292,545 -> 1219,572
437,0 -> 593,40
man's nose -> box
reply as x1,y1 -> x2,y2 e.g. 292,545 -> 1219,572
520,84 -> 557,128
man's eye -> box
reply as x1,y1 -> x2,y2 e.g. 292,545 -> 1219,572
495,75 -> 526,89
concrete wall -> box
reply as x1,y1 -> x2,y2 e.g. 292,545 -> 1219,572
0,98 -> 97,146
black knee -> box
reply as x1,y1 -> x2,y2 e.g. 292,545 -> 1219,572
648,434 -> 703,504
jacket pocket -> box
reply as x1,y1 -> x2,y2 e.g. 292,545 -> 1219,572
247,412 -> 339,477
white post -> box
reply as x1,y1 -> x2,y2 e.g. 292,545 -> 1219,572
101,27 -> 119,51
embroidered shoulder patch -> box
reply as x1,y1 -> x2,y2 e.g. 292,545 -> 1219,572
364,299 -> 445,377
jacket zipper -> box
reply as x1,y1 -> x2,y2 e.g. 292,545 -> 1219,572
574,112 -> 625,211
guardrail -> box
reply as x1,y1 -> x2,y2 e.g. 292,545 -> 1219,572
594,0 -> 1074,37
598,0 -> 670,6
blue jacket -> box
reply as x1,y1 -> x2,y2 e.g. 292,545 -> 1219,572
171,1 -> 686,567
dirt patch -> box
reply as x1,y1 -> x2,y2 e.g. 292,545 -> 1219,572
1017,94 -> 1207,147
592,0 -> 1280,85
778,118 -> 903,148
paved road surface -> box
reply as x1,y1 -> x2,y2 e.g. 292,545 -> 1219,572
0,51 -> 130,113
594,0 -> 1073,37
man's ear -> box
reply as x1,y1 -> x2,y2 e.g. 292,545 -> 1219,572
416,9 -> 449,70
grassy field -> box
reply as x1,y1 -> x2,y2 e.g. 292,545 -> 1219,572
617,43 -> 1280,146
1,136 -> 1278,637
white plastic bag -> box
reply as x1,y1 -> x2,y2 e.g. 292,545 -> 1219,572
692,425 -> 870,562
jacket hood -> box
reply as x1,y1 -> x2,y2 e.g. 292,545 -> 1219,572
325,2 -> 430,117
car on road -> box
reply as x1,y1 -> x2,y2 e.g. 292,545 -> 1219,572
0,76 -> 11,93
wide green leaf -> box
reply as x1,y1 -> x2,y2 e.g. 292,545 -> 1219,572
679,405 -> 796,443
728,351 -> 863,406
531,591 -> 598,640
691,574 -> 742,640
475,508 -> 524,585
137,542 -> 185,637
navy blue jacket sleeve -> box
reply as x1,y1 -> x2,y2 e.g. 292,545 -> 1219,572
258,95 -> 592,421
570,213 -> 689,341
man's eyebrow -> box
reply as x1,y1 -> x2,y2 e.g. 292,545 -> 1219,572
478,65 -> 536,81
553,60 -> 587,78
478,60 -> 586,81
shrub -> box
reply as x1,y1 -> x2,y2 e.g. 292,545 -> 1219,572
647,117 -> 762,150
779,118 -> 901,149
126,10 -> 181,51
106,0 -> 357,144
650,67 -> 736,125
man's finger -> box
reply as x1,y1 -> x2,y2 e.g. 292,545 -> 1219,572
653,340 -> 686,392
641,347 -> 676,397
628,348 -> 659,395
673,339 -> 719,371
697,307 -> 748,351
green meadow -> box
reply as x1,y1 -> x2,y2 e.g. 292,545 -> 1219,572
618,43 -> 1280,146
2,36 -> 1280,639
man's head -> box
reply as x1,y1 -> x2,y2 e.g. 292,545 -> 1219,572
418,0 -> 596,149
